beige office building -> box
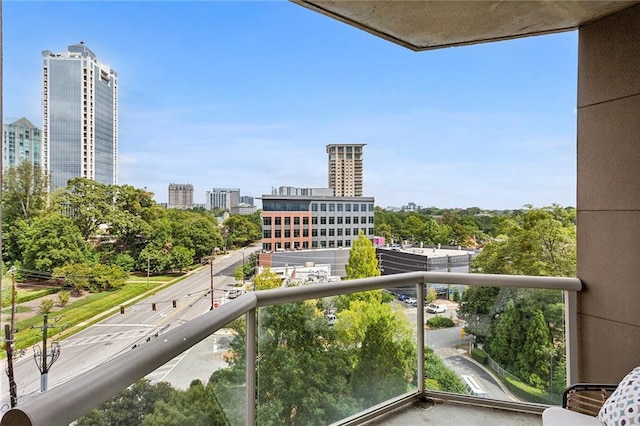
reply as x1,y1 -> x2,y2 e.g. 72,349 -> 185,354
326,144 -> 364,197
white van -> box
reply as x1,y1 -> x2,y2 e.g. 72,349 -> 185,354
461,374 -> 488,398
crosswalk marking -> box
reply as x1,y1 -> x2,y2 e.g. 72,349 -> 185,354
62,328 -> 161,348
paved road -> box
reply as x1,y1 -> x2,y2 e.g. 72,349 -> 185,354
400,303 -> 516,402
0,246 -> 258,413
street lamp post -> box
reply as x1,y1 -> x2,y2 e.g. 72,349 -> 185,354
242,251 -> 245,285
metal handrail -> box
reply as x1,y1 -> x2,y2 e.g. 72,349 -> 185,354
1,271 -> 581,426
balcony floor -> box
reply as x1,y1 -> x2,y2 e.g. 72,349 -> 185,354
364,399 -> 543,426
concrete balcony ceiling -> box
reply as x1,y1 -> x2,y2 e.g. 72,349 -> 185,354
292,0 -> 640,50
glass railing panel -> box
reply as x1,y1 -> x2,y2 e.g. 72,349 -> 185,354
73,316 -> 247,426
414,283 -> 566,405
256,290 -> 418,425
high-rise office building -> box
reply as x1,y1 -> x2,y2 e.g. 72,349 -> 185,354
326,144 -> 365,197
206,188 -> 240,211
2,117 -> 41,169
168,183 -> 194,209
42,42 -> 118,190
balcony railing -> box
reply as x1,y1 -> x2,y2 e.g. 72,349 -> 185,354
1,271 -> 581,426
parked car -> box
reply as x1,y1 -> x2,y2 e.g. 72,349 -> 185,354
227,289 -> 243,299
405,297 -> 417,305
325,313 -> 337,326
398,294 -> 409,302
426,303 -> 447,314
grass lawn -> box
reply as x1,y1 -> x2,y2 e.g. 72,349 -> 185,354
2,271 -> 192,355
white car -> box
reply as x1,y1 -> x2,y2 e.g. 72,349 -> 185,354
426,303 -> 447,314
405,297 -> 417,305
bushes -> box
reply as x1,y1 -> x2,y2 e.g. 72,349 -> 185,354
471,347 -> 488,365
426,315 -> 455,328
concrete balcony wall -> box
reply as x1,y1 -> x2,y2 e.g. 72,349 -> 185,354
577,3 -> 640,383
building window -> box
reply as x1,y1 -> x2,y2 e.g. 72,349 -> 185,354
329,203 -> 335,211
275,230 -> 282,238
312,217 -> 318,225
303,242 -> 309,249
285,217 -> 291,226
337,228 -> 343,236
312,229 -> 318,237
361,204 -> 367,211
353,217 -> 359,224
320,203 -> 327,211
337,203 -> 343,212
294,229 -> 300,237
312,241 -> 318,248
345,204 -> 351,212
312,203 -> 318,211
345,217 -> 351,224
369,228 -> 375,235
263,243 -> 272,251
263,230 -> 270,238
320,241 -> 327,248
329,229 -> 335,236
321,217 -> 327,224
368,204 -> 374,212
294,217 -> 300,225
320,229 -> 327,236
263,217 -> 272,226
353,204 -> 359,212
303,229 -> 309,237
303,217 -> 309,225
275,217 -> 282,226
361,228 -> 367,235
337,240 -> 343,247
329,240 -> 335,248
285,242 -> 291,250
361,216 -> 367,224
369,216 -> 374,224
353,228 -> 359,235
285,230 -> 291,238
337,217 -> 343,224
345,228 -> 351,236
345,240 -> 351,247
329,217 -> 335,224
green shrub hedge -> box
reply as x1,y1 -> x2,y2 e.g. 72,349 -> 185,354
471,347 -> 488,364
426,315 -> 455,328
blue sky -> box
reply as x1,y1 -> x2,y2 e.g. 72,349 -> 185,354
3,1 -> 578,209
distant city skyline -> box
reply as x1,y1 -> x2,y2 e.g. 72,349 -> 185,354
3,1 -> 577,209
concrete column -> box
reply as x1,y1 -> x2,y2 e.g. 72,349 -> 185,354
577,4 -> 640,383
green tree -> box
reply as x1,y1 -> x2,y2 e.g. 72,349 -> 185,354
20,214 -> 92,272
424,346 -> 466,393
254,267 -> 282,290
52,178 -> 111,240
256,301 -> 356,424
168,245 -> 194,272
222,214 -> 260,248
76,379 -> 177,426
2,161 -> 49,225
517,309 -> 553,389
345,231 -> 380,279
138,245 -> 168,274
38,298 -> 55,314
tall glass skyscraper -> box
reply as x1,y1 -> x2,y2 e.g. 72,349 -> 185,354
2,117 -> 41,169
42,42 -> 118,190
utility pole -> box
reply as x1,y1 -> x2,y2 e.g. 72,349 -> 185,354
5,267 -> 18,407
210,250 -> 215,310
32,313 -> 61,392
147,256 -> 150,290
